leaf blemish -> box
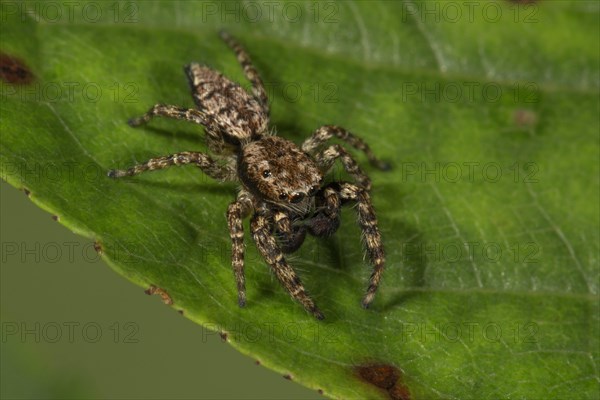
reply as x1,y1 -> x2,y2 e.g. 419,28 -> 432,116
513,108 -> 538,129
93,241 -> 103,255
355,363 -> 411,400
23,188 -> 30,197
144,284 -> 173,305
283,374 -> 292,380
51,215 -> 59,222
219,331 -> 228,342
0,53 -> 34,85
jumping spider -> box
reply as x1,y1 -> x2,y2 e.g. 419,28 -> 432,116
108,32 -> 389,320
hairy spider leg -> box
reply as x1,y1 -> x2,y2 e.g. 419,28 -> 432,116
338,182 -> 386,308
227,190 -> 253,307
314,144 -> 373,191
251,213 -> 324,320
302,125 -> 391,171
108,151 -> 235,181
219,30 -> 270,115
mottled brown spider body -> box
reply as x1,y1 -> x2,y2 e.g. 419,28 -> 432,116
109,32 -> 389,320
239,136 -> 322,208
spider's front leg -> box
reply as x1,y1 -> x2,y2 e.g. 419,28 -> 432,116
107,151 -> 236,181
302,125 -> 390,172
227,190 -> 253,307
251,213 -> 324,320
331,182 -> 385,308
314,144 -> 372,191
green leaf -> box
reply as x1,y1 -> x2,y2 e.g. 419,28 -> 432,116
1,1 -> 598,398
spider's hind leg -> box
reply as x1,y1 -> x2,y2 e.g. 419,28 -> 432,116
219,31 -> 269,115
127,104 -> 211,128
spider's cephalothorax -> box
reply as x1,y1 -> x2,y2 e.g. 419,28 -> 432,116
108,31 -> 390,320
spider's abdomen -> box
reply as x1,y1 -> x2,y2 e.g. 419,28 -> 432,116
185,63 -> 268,142
238,137 -> 323,207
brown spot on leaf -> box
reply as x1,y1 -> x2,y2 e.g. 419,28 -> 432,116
219,331 -> 228,342
355,363 -> 411,400
51,215 -> 59,222
0,53 -> 34,85
356,364 -> 399,390
317,389 -> 324,395
389,384 -> 411,400
23,188 -> 31,197
255,360 -> 261,366
513,108 -> 538,129
144,284 -> 173,305
177,309 -> 184,315
93,241 -> 103,255
283,374 -> 292,380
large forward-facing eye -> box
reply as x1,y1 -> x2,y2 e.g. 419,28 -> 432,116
278,192 -> 288,201
262,170 -> 271,178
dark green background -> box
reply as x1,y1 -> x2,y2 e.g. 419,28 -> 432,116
1,180 -> 320,399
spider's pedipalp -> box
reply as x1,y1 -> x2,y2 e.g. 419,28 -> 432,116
107,151 -> 236,181
251,213 -> 324,320
302,125 -> 391,171
273,210 -> 307,253
307,185 -> 341,238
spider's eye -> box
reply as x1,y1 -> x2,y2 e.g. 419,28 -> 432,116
278,192 -> 288,201
262,170 -> 271,178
